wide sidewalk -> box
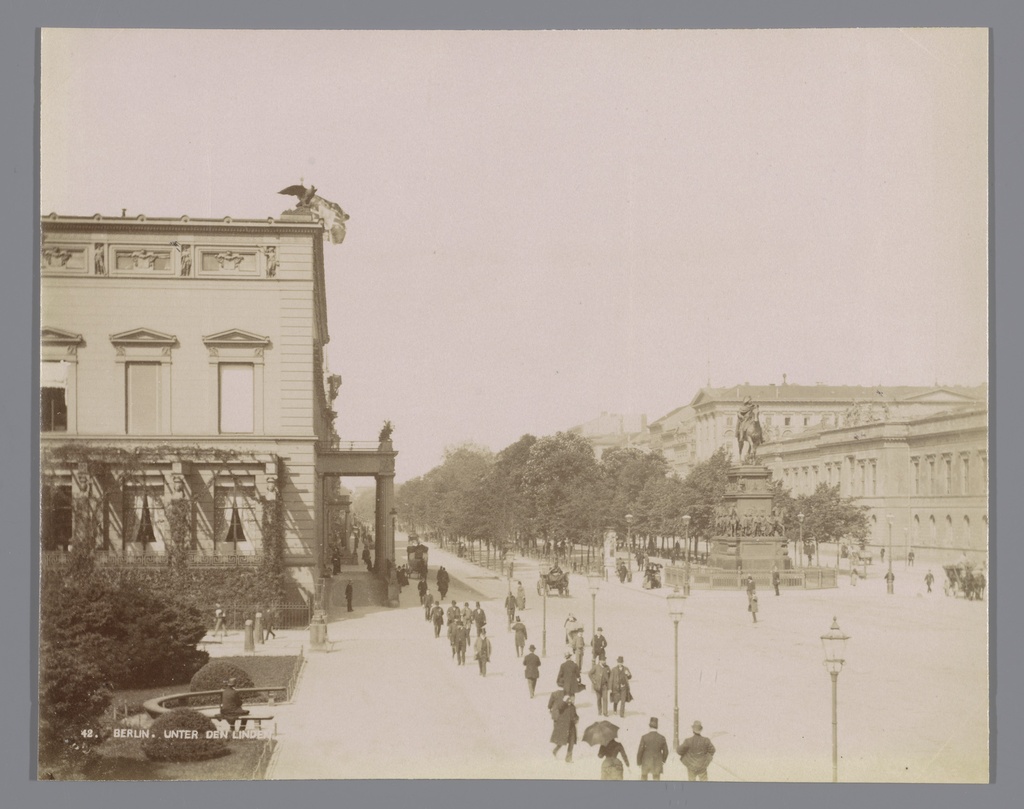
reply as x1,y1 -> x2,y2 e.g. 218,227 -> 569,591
223,534 -> 987,782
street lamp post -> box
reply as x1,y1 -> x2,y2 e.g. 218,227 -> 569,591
588,575 -> 600,642
798,512 -> 805,569
667,587 -> 687,750
625,513 -> 635,572
886,514 -> 894,594
821,617 -> 851,783
542,578 -> 547,658
682,515 -> 692,596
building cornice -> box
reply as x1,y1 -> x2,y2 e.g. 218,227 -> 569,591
42,213 -> 323,238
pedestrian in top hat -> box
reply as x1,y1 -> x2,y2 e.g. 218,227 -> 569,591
591,627 -> 608,661
678,720 -> 716,781
345,581 -> 354,612
557,651 -> 583,695
418,577 -> 428,604
431,601 -> 445,637
523,644 -> 541,697
609,656 -> 632,717
749,592 -> 759,624
589,656 -> 611,716
637,717 -> 669,780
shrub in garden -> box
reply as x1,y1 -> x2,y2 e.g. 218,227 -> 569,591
38,642 -> 112,766
190,661 -> 254,693
142,709 -> 227,762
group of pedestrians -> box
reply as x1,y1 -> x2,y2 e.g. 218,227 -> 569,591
421,594 -> 495,676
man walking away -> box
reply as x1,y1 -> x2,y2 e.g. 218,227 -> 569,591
557,651 -> 582,696
424,590 -> 434,621
925,569 -> 935,593
512,616 -> 528,657
474,628 -> 492,676
637,717 -> 669,780
678,720 -> 716,781
749,593 -> 759,624
772,565 -> 781,596
345,581 -> 354,612
523,644 -> 541,697
418,577 -> 428,605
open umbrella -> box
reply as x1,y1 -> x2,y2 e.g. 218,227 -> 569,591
581,720 -> 620,747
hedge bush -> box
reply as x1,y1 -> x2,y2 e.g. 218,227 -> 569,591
190,661 -> 254,693
142,709 -> 227,762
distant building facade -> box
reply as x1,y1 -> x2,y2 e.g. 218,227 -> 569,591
567,412 -> 647,460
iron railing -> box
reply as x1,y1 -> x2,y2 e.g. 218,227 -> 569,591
663,565 -> 838,590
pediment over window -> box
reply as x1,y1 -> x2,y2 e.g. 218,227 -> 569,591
109,328 -> 179,347
41,327 -> 84,347
202,329 -> 271,348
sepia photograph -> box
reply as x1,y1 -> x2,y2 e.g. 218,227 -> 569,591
37,27 -> 988,783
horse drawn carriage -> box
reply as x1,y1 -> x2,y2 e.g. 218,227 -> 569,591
538,564 -> 570,596
406,538 -> 429,579
943,564 -> 986,600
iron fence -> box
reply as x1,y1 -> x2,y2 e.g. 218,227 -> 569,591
664,565 -> 838,590
204,603 -> 312,631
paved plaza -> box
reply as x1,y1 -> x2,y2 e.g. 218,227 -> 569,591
208,535 -> 987,782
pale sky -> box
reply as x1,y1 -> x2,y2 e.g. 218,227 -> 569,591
40,28 -> 988,481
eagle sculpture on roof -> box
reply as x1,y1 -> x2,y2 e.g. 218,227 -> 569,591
278,184 -> 318,208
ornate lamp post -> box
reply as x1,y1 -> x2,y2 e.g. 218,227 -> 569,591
886,514 -> 894,594
821,617 -> 851,782
682,514 -> 692,596
667,587 -> 687,749
798,512 -> 805,569
588,575 -> 600,640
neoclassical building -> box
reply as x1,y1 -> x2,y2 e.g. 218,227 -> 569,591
760,406 -> 988,556
40,209 -> 396,597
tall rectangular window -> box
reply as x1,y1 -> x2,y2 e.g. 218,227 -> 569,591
41,361 -> 68,432
126,362 -> 161,434
944,458 -> 952,495
219,364 -> 254,433
961,457 -> 970,494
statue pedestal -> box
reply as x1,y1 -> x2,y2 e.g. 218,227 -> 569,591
708,464 -> 792,571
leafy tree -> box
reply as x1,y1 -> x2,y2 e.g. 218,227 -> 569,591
600,447 -> 672,535
521,432 -> 602,545
679,446 -> 733,545
791,483 -> 871,549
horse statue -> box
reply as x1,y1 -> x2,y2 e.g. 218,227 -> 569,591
736,397 -> 763,463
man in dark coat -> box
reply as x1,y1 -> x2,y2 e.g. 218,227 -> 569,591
609,656 -> 632,717
636,717 -> 669,780
474,628 -> 492,676
423,590 -> 434,621
678,719 -> 716,781
772,565 -> 781,596
344,581 -> 354,612
746,575 -> 757,606
436,567 -> 450,600
431,602 -> 445,637
523,644 -> 541,697
589,657 -> 611,716
473,602 -> 487,638
550,693 -> 579,763
556,651 -> 582,695
925,570 -> 935,593
219,678 -> 250,730
362,546 -> 372,572
453,620 -> 468,666
512,615 -> 528,657
505,591 -> 518,629
418,577 -> 428,604
591,627 -> 608,662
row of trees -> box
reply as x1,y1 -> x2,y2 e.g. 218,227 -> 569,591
396,432 -> 872,555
